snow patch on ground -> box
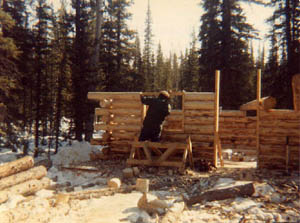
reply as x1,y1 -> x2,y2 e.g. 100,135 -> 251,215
51,141 -> 101,166
0,149 -> 20,164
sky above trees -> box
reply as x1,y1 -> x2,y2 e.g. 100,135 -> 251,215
128,0 -> 274,56
49,0 -> 274,56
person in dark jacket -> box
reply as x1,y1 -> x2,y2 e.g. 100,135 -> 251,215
139,91 -> 171,142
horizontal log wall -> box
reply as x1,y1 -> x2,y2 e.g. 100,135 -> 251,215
88,92 -> 300,170
88,92 -> 216,161
219,110 -> 257,157
258,109 -> 300,170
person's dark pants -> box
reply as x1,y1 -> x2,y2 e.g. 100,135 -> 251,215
138,124 -> 162,142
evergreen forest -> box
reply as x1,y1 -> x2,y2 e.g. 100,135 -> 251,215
0,0 -> 299,156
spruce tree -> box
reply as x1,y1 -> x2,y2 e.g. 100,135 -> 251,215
172,53 -> 180,91
0,8 -> 20,150
49,0 -> 72,152
154,42 -> 164,91
199,0 -> 257,109
31,0 -> 52,156
265,0 -> 300,108
143,0 -> 154,91
71,0 -> 92,141
100,0 -> 135,91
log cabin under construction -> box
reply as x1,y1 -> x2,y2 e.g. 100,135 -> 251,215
88,71 -> 300,171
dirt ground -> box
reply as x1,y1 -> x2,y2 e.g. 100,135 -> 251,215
0,156 -> 299,223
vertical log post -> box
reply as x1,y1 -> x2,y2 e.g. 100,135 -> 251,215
182,91 -> 185,130
256,69 -> 261,168
214,70 -> 220,167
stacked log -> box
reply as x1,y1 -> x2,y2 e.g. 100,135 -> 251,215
88,92 -> 217,162
219,110 -> 257,157
182,92 -> 215,161
258,109 -> 300,170
0,156 -> 51,204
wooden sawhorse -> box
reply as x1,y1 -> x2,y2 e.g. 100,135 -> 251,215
126,136 -> 194,171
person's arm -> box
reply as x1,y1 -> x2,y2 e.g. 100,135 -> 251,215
140,95 -> 155,105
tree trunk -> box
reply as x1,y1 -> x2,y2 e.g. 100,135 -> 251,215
85,0 -> 104,142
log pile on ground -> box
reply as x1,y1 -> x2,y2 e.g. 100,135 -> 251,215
0,156 -> 51,204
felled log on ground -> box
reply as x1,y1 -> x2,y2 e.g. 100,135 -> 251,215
185,183 -> 255,206
239,96 -> 276,111
0,156 -> 34,179
57,186 -> 135,200
0,165 -> 47,190
0,177 -> 51,204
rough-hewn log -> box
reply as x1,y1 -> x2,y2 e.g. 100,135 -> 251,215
220,123 -> 247,129
260,110 -> 300,119
88,92 -> 141,101
260,136 -> 299,146
185,117 -> 214,125
220,128 -> 256,135
185,183 -> 255,206
0,156 -> 34,179
260,120 -> 300,129
165,114 -> 184,122
56,186 -> 135,201
111,132 -> 136,140
292,74 -> 300,111
220,110 -> 246,117
94,123 -> 140,132
95,108 -> 141,116
184,92 -> 214,101
259,127 -> 299,137
219,134 -> 256,140
184,110 -> 214,117
240,96 -> 276,111
170,110 -> 184,115
0,177 -> 51,204
99,99 -> 113,108
103,116 -> 140,125
184,125 -> 214,135
8,177 -> 51,196
132,141 -> 187,149
110,101 -> 141,109
162,134 -> 214,143
184,101 -> 214,110
0,166 -> 47,190
260,145 -> 299,154
219,116 -> 251,123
